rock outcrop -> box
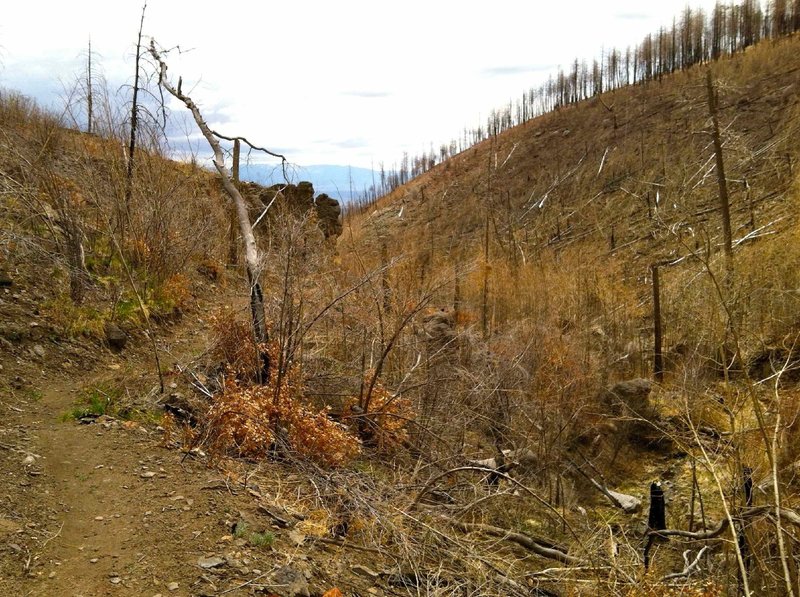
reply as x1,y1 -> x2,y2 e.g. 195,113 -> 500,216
314,193 -> 342,239
241,181 -> 342,240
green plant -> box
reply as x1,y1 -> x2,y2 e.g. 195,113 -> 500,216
233,522 -> 274,548
248,530 -> 274,548
42,296 -> 107,340
61,386 -> 119,421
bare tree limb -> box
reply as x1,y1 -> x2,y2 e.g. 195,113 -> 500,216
662,546 -> 710,581
447,519 -> 582,565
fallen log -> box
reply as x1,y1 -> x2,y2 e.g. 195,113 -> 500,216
447,519 -> 582,565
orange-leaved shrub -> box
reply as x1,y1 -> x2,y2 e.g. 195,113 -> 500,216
204,317 -> 361,467
205,376 -> 361,468
210,309 -> 262,380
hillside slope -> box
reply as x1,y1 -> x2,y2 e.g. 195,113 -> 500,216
349,34 -> 800,299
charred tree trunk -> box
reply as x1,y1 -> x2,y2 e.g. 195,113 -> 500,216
738,466 -> 754,592
652,264 -> 664,382
123,2 -> 147,237
644,481 -> 667,569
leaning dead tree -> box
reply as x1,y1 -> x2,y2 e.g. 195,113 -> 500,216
149,41 -> 286,380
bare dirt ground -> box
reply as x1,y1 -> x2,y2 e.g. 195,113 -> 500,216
0,294 -> 385,597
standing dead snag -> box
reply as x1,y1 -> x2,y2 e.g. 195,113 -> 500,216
149,41 -> 286,380
644,481 -> 666,570
123,2 -> 147,237
705,69 -> 733,272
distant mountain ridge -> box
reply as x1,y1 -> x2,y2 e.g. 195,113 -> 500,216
239,163 -> 376,203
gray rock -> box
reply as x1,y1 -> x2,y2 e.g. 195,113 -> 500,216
600,378 -> 666,446
105,323 -> 127,352
197,556 -> 225,569
32,344 -> 45,358
602,378 -> 652,416
423,309 -> 457,353
607,489 -> 642,513
352,564 -> 380,579
271,566 -> 310,597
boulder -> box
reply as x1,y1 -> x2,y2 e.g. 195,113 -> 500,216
607,489 -> 642,513
270,566 -> 310,597
423,309 -> 456,353
599,378 -> 668,447
601,378 -> 653,417
104,323 -> 127,352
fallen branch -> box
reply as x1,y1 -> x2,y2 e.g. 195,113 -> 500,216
662,546 -> 710,581
648,505 -> 800,543
569,458 -> 641,513
648,518 -> 729,540
448,520 -> 582,565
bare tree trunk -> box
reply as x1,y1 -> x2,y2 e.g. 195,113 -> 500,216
228,138 -> 240,266
123,2 -> 147,238
706,69 -> 733,269
87,37 -> 93,135
150,42 -> 271,378
652,264 -> 664,382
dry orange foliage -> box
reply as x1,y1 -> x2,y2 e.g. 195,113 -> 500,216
209,309 -> 262,380
205,375 -> 361,467
202,329 -> 361,467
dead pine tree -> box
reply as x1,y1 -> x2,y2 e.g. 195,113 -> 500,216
150,42 -> 287,381
651,263 -> 664,382
122,1 -> 147,237
228,138 -> 241,266
705,68 -> 733,276
86,36 -> 93,135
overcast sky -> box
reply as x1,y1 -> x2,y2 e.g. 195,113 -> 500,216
1,0 -> 721,170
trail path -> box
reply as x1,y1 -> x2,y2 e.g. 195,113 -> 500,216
0,311 -> 288,597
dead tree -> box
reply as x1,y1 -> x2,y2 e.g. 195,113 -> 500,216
644,481 -> 667,569
705,69 -> 733,270
123,2 -> 147,235
228,138 -> 240,266
150,42 -> 286,380
87,37 -> 93,135
652,264 -> 664,382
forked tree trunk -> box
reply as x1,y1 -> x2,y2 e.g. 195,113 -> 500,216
150,42 -> 269,379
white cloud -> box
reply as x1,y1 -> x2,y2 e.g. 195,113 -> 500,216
1,0 -> 722,168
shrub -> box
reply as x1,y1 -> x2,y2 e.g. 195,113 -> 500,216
202,333 -> 361,467
209,309 -> 262,380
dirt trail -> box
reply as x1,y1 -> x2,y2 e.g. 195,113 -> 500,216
1,293 -> 382,597
0,309 -> 286,597
21,382 -> 219,596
